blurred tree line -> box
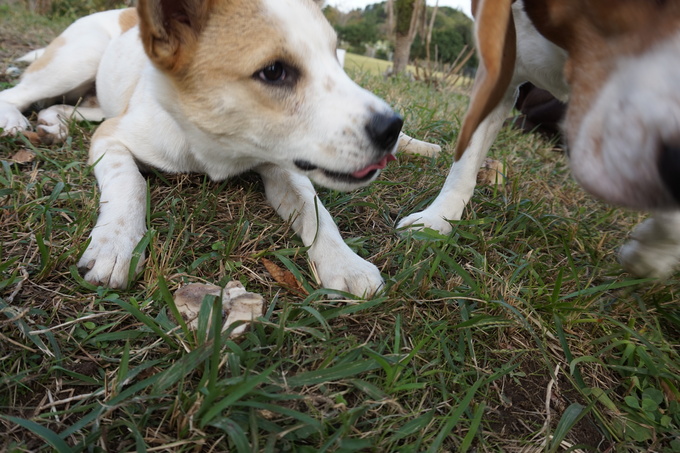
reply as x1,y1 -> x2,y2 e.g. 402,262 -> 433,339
323,1 -> 474,68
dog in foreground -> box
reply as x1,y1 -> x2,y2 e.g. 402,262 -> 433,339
400,0 -> 680,280
0,0 -> 404,296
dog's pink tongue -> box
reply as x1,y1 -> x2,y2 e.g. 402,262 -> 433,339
352,154 -> 397,179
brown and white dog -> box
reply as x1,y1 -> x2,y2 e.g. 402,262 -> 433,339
0,0 -> 405,295
399,0 -> 680,279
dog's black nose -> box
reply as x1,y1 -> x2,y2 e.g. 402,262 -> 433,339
366,112 -> 403,151
658,143 -> 680,203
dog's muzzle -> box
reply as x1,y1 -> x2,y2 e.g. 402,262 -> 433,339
293,111 -> 403,187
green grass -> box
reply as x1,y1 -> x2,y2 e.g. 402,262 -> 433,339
1,6 -> 680,452
344,53 -> 395,76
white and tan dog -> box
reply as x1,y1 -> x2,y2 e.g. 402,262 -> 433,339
0,0 -> 405,295
399,0 -> 680,279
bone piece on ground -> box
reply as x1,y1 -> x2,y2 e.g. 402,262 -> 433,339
397,132 -> 441,157
173,281 -> 264,338
477,158 -> 506,185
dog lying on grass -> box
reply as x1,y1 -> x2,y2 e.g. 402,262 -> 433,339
399,0 -> 680,280
0,0 -> 405,296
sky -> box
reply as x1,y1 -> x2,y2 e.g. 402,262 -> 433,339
327,0 -> 472,17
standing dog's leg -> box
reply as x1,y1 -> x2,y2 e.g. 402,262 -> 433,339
619,211 -> 680,278
77,120 -> 147,288
398,90 -> 516,235
257,164 -> 384,297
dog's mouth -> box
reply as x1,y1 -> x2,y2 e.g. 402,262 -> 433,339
294,154 -> 397,184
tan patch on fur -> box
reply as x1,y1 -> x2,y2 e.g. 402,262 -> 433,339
92,117 -> 120,140
171,0 -> 335,138
25,36 -> 66,74
89,118 -> 123,163
118,8 -> 139,33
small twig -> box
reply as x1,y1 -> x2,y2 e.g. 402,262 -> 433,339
28,312 -> 113,334
36,388 -> 105,411
46,390 -> 61,423
6,267 -> 29,304
0,331 -> 36,352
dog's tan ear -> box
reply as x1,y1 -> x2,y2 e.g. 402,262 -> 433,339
137,0 -> 216,73
454,0 -> 516,161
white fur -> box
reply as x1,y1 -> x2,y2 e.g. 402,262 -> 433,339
570,32 -> 680,209
619,211 -> 680,279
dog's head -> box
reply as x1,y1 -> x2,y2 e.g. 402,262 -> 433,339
460,0 -> 680,210
137,0 -> 402,191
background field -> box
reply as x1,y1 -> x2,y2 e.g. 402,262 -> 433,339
1,4 -> 679,452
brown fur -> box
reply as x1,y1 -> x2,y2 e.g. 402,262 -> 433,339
137,0 -> 219,74
454,0 -> 516,160
163,0 -> 328,143
25,36 -> 65,73
118,7 -> 139,32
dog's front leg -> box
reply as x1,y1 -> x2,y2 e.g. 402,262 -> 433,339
77,122 -> 147,288
619,211 -> 680,279
257,164 -> 384,297
398,91 -> 517,235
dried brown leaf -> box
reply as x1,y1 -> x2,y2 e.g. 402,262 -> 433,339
261,257 -> 308,295
477,158 -> 507,185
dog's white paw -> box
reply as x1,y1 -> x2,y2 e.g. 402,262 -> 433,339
618,217 -> 680,279
0,102 -> 30,135
313,255 -> 384,297
619,239 -> 680,279
36,109 -> 69,144
78,227 -> 146,288
397,209 -> 454,235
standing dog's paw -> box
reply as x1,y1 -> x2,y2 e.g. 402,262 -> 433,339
619,238 -> 680,279
77,229 -> 146,288
0,102 -> 30,135
618,217 -> 680,279
397,209 -> 454,235
314,255 -> 384,298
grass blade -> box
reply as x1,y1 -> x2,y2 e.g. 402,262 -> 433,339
549,403 -> 585,453
459,402 -> 485,453
199,364 -> 278,427
0,416 -> 71,453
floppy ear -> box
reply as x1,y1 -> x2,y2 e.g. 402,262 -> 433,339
454,0 -> 516,161
137,0 -> 217,73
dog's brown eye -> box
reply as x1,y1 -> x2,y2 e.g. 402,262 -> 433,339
259,62 -> 286,83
